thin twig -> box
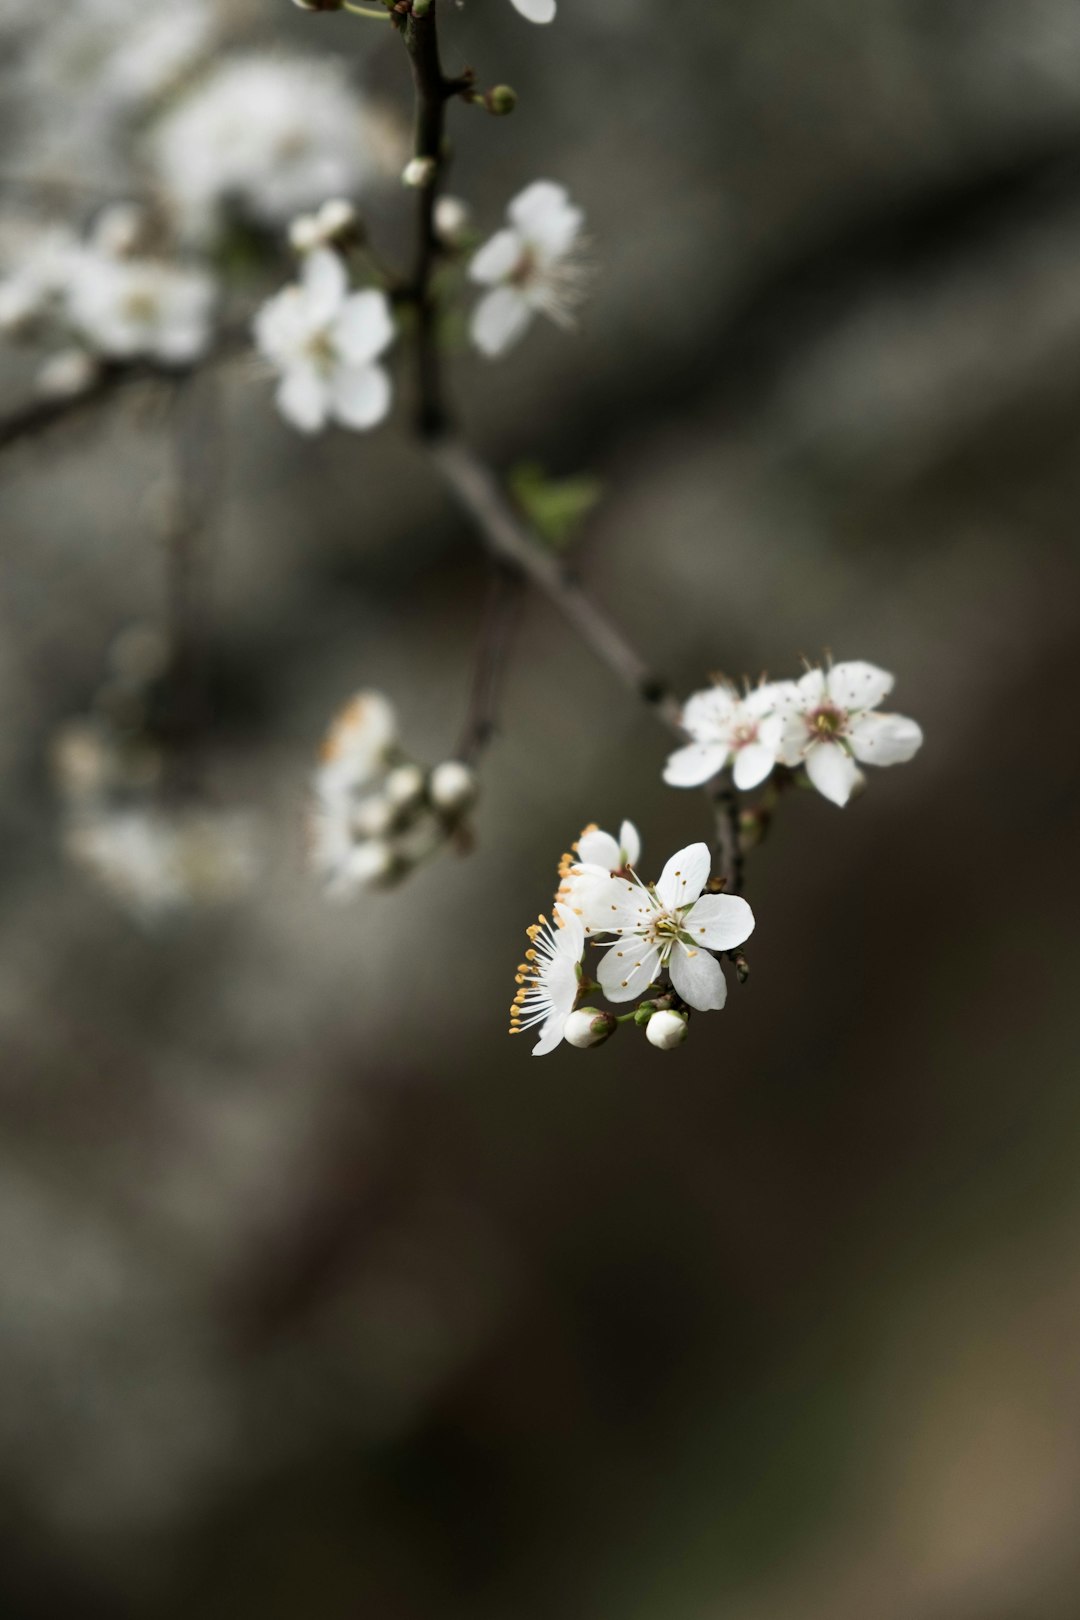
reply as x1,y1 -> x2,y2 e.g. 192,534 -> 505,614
457,563 -> 524,764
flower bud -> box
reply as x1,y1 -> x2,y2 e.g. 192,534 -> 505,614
384,763 -> 425,811
288,213 -> 322,254
429,760 -> 478,815
645,1009 -> 688,1051
402,157 -> 437,189
352,794 -> 395,838
36,348 -> 99,400
564,1009 -> 617,1049
343,839 -> 394,890
488,85 -> 518,116
632,999 -> 658,1027
433,195 -> 470,246
316,197 -> 360,244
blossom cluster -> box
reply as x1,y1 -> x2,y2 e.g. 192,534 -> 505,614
51,625 -> 260,924
665,660 -> 923,807
511,822 -> 754,1056
309,691 -> 478,900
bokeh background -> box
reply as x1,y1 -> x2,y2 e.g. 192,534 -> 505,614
3,1 -> 1080,1615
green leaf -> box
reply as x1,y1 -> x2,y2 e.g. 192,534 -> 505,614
508,462 -> 604,550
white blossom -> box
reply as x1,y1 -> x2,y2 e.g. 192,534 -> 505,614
509,905 -> 584,1057
288,198 -> 360,256
254,249 -> 394,434
775,660 -> 924,807
151,55 -> 383,244
554,818 -> 640,935
664,681 -> 789,791
645,1009 -> 688,1051
65,806 -> 259,923
510,0 -> 556,22
0,225 -> 82,335
67,253 -> 215,364
469,181 -> 586,358
593,842 -> 754,1012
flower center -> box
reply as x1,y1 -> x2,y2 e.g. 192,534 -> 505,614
122,290 -> 159,324
732,721 -> 758,748
509,248 -> 537,288
809,704 -> 846,739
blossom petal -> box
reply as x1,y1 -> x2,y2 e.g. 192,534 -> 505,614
510,0 -> 556,21
598,937 -> 661,1004
330,363 -> 391,431
469,228 -> 523,286
656,842 -> 711,910
669,944 -> 727,1012
683,893 -> 755,952
663,742 -> 728,788
587,875 -> 654,936
276,364 -> 326,433
532,1009 -> 567,1057
553,902 -> 585,960
797,667 -> 827,704
619,820 -> 641,868
849,711 -> 923,766
732,742 -> 776,791
508,181 -> 582,260
336,290 -> 394,365
804,741 -> 860,806
682,683 -> 738,740
470,286 -> 533,357
827,660 -> 894,711
576,827 -> 621,870
301,248 -> 347,321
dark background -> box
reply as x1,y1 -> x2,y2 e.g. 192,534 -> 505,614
2,1 -> 1080,1615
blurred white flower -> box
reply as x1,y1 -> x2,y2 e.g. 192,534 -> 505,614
35,347 -> 100,400
775,660 -> 924,807
67,254 -> 216,364
0,225 -> 82,335
151,55 -> 382,243
66,806 -> 259,923
664,681 -> 789,792
594,842 -> 754,1011
469,180 -> 586,357
509,905 -> 584,1056
510,0 -> 556,22
428,760 -> 478,814
288,197 -> 360,255
254,249 -> 394,434
433,195 -> 471,247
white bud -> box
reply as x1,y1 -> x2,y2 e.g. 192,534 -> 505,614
384,763 -> 425,810
343,839 -> 394,890
352,793 -> 396,839
288,214 -> 322,254
402,157 -> 437,189
645,1009 -> 688,1051
317,197 -> 359,241
563,1009 -> 617,1049
35,348 -> 99,400
428,760 -> 478,815
433,195 -> 470,245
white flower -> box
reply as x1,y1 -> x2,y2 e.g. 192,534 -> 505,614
151,55 -> 382,244
0,224 -> 82,334
594,842 -> 754,1012
254,249 -> 394,434
776,660 -> 924,807
510,0 -> 556,21
66,253 -> 215,364
664,681 -> 789,791
288,198 -> 359,255
317,690 -> 398,796
645,1009 -> 688,1051
469,180 -> 586,357
509,905 -> 585,1057
556,819 -> 640,928
65,806 -> 259,922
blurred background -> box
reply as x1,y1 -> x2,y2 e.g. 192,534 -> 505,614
2,0 -> 1080,1615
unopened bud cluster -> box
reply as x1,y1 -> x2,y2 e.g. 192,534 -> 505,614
288,198 -> 361,255
309,690 -> 479,900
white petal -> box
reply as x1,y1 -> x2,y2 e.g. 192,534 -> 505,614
553,902 -> 585,960
804,741 -> 860,806
598,937 -> 661,1004
509,181 -> 581,261
655,842 -> 711,911
683,893 -> 755,952
797,667 -> 827,704
335,290 -> 394,365
576,828 -> 621,870
682,684 -> 738,740
778,714 -> 810,768
329,363 -> 391,431
849,711 -> 923,766
586,874 -> 655,936
663,742 -> 728,788
826,660 -> 894,711
669,945 -> 727,1012
510,0 -> 556,21
276,364 -> 327,433
619,820 -> 641,868
301,248 -> 347,321
532,1010 -> 567,1057
469,228 -> 524,286
732,742 -> 776,791
470,286 -> 533,357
